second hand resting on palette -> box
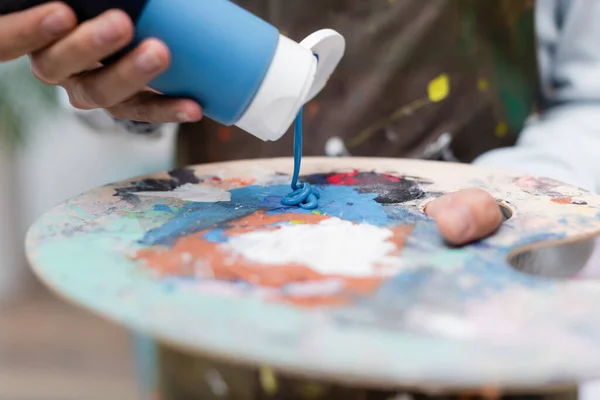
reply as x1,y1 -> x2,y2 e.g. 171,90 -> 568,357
3,1 -> 600,249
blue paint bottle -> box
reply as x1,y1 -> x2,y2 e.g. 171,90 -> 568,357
1,0 -> 345,141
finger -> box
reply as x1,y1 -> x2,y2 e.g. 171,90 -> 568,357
425,188 -> 503,246
0,2 -> 76,62
30,9 -> 133,83
105,91 -> 203,124
67,39 -> 170,109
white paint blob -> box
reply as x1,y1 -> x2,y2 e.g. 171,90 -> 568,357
222,218 -> 404,277
407,309 -> 476,340
135,183 -> 231,202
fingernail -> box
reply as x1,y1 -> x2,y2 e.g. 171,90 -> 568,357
136,48 -> 163,73
95,13 -> 124,45
42,9 -> 72,36
447,205 -> 473,238
176,112 -> 192,122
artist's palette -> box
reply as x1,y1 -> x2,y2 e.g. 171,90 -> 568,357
26,158 -> 600,390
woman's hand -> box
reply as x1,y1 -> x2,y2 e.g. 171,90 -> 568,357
0,2 -> 202,123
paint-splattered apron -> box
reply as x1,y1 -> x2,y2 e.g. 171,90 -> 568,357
138,1 -> 547,399
178,0 -> 538,165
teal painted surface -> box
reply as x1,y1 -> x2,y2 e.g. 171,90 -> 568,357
25,158 -> 600,390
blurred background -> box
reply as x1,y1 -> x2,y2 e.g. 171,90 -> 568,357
0,57 -> 177,400
1,4 -> 600,394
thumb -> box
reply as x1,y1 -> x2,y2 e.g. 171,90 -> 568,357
425,188 -> 503,246
0,2 -> 76,62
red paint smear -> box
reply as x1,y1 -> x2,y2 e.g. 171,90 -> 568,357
381,173 -> 403,183
552,196 -> 572,205
326,170 -> 405,185
514,176 -> 540,189
327,170 -> 360,185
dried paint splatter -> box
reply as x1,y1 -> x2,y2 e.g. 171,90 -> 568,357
135,211 -> 414,307
128,171 -> 433,306
114,168 -> 201,205
305,171 -> 429,204
114,167 -> 257,205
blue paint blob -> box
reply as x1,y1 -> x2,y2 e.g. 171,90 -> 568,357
139,184 -> 390,247
203,229 -> 228,243
281,108 -> 320,210
270,185 -> 391,225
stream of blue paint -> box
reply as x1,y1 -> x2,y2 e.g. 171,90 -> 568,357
281,108 -> 320,210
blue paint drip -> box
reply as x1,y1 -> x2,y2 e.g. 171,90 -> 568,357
281,108 -> 320,210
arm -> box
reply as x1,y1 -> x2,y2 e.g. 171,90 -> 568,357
474,0 -> 600,192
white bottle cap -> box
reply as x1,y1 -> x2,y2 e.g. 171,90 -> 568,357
235,29 -> 345,141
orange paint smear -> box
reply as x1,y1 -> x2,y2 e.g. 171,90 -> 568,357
202,177 -> 256,190
135,211 -> 414,307
551,196 -> 572,205
226,210 -> 329,236
221,177 -> 256,188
